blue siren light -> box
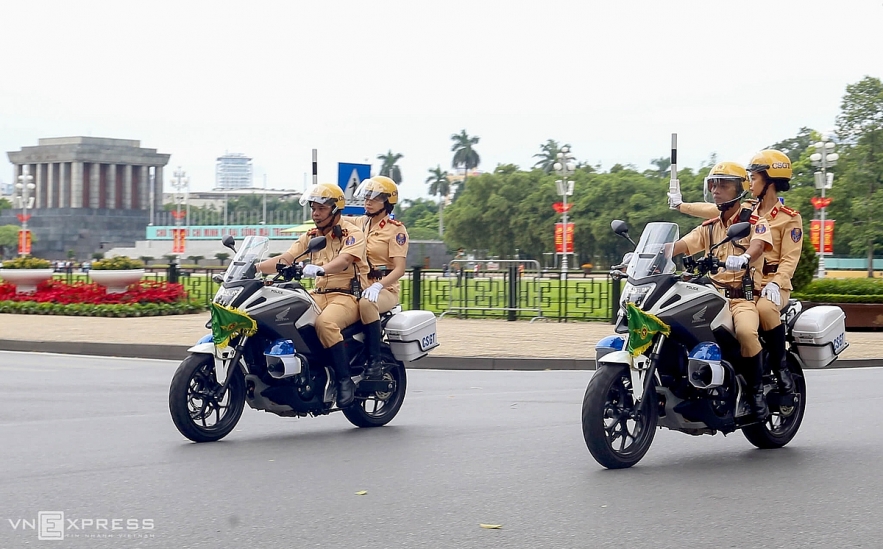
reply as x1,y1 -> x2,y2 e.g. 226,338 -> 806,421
689,342 -> 722,362
596,335 -> 625,351
265,339 -> 295,356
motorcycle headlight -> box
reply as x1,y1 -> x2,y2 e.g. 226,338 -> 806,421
214,286 -> 243,306
620,283 -> 656,307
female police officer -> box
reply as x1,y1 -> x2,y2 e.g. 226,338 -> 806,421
353,176 -> 410,378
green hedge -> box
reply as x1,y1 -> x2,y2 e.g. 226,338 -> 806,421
0,300 -> 205,316
793,278 -> 883,303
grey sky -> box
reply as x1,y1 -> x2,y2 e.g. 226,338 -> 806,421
1,0 -> 880,201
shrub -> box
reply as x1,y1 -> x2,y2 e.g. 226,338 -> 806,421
91,256 -> 145,270
0,255 -> 52,269
793,278 -> 883,303
792,237 -> 818,292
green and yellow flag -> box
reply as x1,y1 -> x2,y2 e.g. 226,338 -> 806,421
625,302 -> 670,357
211,302 -> 258,348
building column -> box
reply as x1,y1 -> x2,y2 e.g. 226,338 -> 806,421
71,161 -> 84,208
45,163 -> 55,209
35,163 -> 43,210
153,165 -> 164,222
107,163 -> 117,209
90,162 -> 101,208
123,164 -> 133,209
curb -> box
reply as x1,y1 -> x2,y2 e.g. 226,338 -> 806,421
1,339 -> 880,370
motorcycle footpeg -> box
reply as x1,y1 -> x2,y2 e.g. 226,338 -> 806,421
357,379 -> 397,394
766,391 -> 798,409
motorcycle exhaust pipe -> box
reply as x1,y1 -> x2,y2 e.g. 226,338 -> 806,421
267,354 -> 304,379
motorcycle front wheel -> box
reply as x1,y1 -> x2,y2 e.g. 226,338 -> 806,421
582,364 -> 658,469
169,354 -> 245,443
343,350 -> 407,428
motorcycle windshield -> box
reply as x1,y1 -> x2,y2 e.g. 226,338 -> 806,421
626,222 -> 679,281
223,235 -> 270,282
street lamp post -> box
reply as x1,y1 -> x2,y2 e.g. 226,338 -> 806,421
553,147 -> 576,280
14,165 -> 36,256
810,136 -> 838,279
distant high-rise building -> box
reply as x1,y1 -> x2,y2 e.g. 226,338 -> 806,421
215,153 -> 253,190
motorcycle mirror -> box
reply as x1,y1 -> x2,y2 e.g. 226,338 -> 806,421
727,222 -> 751,241
307,236 -> 327,253
622,252 -> 634,265
221,235 -> 236,251
611,220 -> 637,247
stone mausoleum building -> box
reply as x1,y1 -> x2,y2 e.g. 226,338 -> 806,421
4,137 -> 170,259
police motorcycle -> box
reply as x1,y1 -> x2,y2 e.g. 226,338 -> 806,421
169,234 -> 439,443
581,220 -> 848,469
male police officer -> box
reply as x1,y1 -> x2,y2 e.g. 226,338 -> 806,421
257,183 -> 369,408
672,162 -> 773,419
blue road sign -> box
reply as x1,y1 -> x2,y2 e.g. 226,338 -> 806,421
338,162 -> 372,215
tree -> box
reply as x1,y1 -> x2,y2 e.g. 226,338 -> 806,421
835,76 -> 883,276
0,198 -> 11,212
186,255 -> 205,266
792,235 -> 818,292
649,157 -> 671,179
425,166 -> 451,237
0,225 -> 19,258
450,129 -> 480,188
215,252 -> 230,266
533,140 -> 569,172
767,127 -> 814,163
377,150 -> 404,184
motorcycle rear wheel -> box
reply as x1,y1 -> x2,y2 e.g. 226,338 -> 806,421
582,364 -> 658,469
343,350 -> 407,428
742,361 -> 806,449
169,354 -> 246,443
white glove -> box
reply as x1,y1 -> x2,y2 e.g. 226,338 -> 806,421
761,282 -> 781,307
302,264 -> 324,278
362,282 -> 384,302
667,191 -> 683,209
725,253 -> 751,271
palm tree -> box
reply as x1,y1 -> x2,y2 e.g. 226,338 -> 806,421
425,166 -> 451,237
450,129 -> 480,188
650,156 -> 671,179
533,139 -> 570,172
377,150 -> 404,184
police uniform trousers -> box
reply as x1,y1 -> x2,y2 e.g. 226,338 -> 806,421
755,288 -> 791,331
729,298 -> 762,358
312,292 -> 360,348
359,288 -> 398,324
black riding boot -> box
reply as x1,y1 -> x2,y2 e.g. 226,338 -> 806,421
746,352 -> 769,420
363,320 -> 383,379
328,341 -> 354,408
761,324 -> 795,393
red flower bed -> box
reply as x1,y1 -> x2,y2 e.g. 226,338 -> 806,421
0,279 -> 187,304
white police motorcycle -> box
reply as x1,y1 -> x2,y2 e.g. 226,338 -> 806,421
168,235 -> 438,442
582,220 -> 848,469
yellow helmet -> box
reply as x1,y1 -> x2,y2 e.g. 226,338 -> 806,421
299,183 -> 345,213
355,176 -> 399,205
703,161 -> 749,207
746,149 -> 792,191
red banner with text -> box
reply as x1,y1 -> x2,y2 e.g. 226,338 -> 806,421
810,220 -> 834,253
173,228 -> 187,254
555,223 -> 575,253
18,229 -> 32,255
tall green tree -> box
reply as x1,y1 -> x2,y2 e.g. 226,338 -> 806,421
649,157 -> 671,179
425,166 -> 451,237
533,139 -> 569,172
0,197 -> 12,212
835,76 -> 883,276
377,150 -> 404,184
450,129 -> 480,189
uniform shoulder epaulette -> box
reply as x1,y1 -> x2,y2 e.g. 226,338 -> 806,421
307,229 -> 319,237
701,218 -> 717,226
748,213 -> 760,225
389,219 -> 403,227
780,205 -> 799,217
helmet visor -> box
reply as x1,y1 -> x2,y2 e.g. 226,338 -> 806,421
354,181 -> 389,202
703,177 -> 743,203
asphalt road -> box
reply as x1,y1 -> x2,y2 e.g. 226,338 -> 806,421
1,351 -> 882,548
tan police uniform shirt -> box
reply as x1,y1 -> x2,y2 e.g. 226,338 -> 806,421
285,218 -> 369,293
754,202 -> 802,292
679,206 -> 773,290
678,201 -> 719,219
354,215 -> 410,295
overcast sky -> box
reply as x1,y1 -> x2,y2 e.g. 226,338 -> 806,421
1,0 -> 881,201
